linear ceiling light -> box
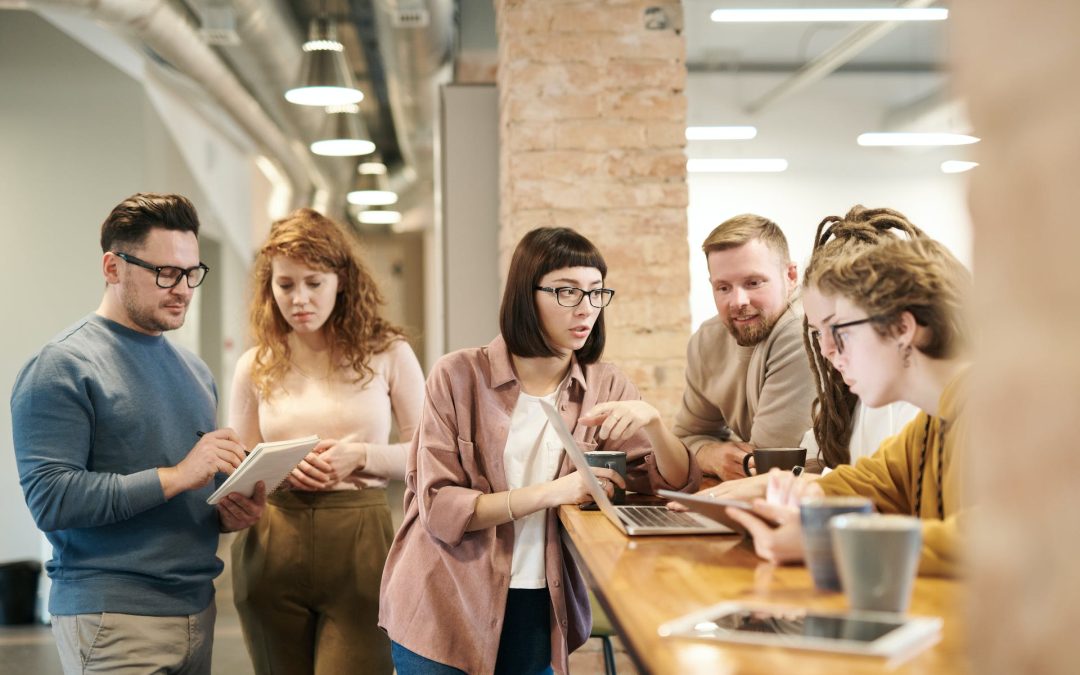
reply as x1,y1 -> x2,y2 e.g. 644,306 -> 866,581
687,158 -> 788,173
310,104 -> 376,156
710,8 -> 948,23
857,132 -> 980,147
686,126 -> 758,140
941,160 -> 979,174
285,17 -> 364,107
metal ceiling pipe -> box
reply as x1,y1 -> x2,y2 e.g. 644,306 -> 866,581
0,0 -> 328,207
372,0 -> 454,178
745,0 -> 937,115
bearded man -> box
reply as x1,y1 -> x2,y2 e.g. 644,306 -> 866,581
673,214 -> 815,481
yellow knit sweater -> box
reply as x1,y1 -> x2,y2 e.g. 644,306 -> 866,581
817,367 -> 968,577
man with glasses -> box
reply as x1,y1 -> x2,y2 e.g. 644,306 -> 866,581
673,214 -> 816,481
11,193 -> 265,674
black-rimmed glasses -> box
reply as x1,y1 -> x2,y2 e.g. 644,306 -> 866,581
829,315 -> 886,354
535,286 -> 615,308
113,252 -> 210,289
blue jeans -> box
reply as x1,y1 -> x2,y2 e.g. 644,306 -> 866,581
392,588 -> 554,675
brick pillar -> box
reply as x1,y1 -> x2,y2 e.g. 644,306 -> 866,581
495,0 -> 690,418
952,2 -> 1080,673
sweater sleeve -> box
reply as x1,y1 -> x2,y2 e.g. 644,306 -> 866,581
818,415 -> 961,577
362,340 -> 426,481
672,328 -> 730,452
816,417 -> 920,515
919,514 -> 961,577
227,349 -> 265,449
12,347 -> 166,533
747,318 -> 816,448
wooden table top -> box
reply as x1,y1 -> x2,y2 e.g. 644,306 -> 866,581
558,504 -> 967,675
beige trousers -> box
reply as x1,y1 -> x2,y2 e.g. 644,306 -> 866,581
51,603 -> 215,675
232,488 -> 394,675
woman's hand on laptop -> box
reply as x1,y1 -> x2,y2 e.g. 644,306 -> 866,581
547,467 -> 625,506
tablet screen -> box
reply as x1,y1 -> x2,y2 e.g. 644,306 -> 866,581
701,609 -> 906,643
659,602 -> 942,659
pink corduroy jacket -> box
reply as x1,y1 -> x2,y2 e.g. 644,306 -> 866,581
379,335 -> 700,674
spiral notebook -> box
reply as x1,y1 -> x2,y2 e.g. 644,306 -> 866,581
206,435 -> 319,504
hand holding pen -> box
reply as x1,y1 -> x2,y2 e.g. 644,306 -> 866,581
157,428 -> 247,500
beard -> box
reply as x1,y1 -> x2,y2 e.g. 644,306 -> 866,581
724,311 -> 780,347
121,286 -> 187,333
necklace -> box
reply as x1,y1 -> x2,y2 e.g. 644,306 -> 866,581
914,415 -> 947,519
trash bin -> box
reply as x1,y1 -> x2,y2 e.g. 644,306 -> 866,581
0,560 -> 41,625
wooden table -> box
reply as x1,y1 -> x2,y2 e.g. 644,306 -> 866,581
559,504 -> 967,675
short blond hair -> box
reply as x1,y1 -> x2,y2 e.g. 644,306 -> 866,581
702,213 -> 790,263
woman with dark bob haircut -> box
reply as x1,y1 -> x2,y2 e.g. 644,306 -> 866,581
380,227 -> 700,674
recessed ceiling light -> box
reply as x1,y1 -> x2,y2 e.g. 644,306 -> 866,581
941,160 -> 979,174
710,8 -> 948,23
686,126 -> 758,141
857,133 -> 980,147
687,158 -> 788,173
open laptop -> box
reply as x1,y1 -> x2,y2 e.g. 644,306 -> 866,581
540,400 -> 733,536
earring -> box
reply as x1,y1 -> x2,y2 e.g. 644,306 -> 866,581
901,344 -> 913,368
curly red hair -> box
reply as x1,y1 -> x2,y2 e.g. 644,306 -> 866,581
248,208 -> 404,398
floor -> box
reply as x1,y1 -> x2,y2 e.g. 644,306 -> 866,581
1,523 -> 637,674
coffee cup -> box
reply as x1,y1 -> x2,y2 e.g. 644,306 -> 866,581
742,447 -> 807,477
830,513 -> 922,613
585,451 -> 627,504
799,496 -> 874,591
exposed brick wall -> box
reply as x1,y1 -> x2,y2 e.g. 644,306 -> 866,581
495,0 -> 690,419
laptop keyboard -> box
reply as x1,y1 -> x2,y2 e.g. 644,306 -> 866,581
618,505 -> 704,529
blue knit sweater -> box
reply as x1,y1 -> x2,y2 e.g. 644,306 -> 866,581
11,314 -> 222,616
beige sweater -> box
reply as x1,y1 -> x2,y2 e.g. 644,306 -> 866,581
229,338 -> 425,487
673,302 -> 815,452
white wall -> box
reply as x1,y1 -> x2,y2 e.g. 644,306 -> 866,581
0,10 -> 258,562
686,72 -> 974,330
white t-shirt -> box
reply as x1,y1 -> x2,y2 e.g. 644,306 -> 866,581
504,389 -> 564,589
802,400 -> 921,468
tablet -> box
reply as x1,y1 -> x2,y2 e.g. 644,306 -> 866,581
658,602 -> 942,660
657,489 -> 779,535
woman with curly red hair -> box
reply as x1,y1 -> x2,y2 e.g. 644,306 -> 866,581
228,208 -> 424,674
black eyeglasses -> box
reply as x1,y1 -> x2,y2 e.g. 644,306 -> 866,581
113,252 -> 210,289
535,286 -> 615,308
829,315 -> 886,354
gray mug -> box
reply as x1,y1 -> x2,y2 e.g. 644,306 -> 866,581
799,496 -> 874,591
743,447 -> 807,477
585,451 -> 627,504
831,513 -> 922,613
